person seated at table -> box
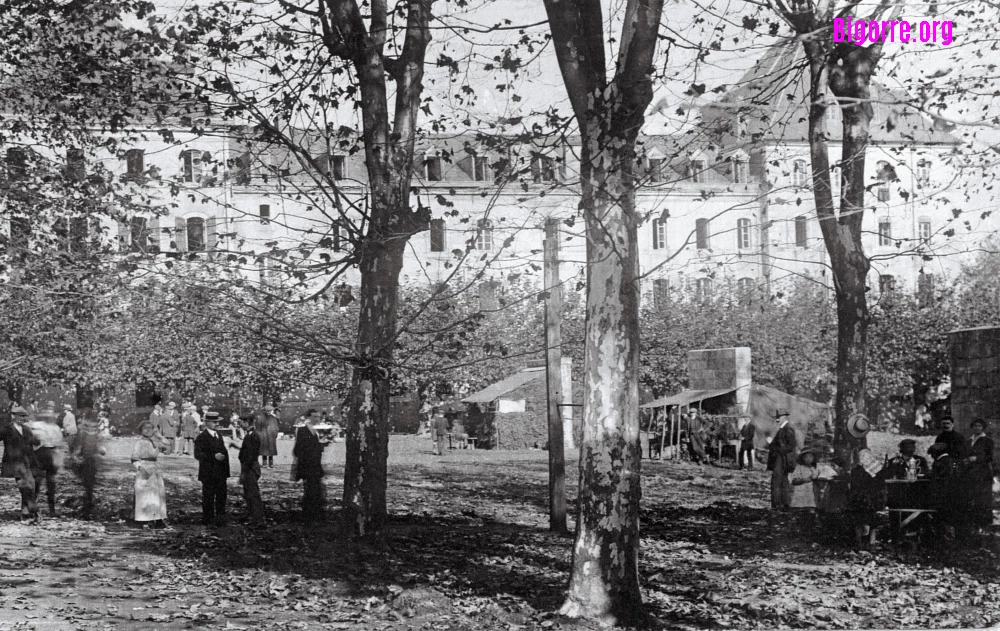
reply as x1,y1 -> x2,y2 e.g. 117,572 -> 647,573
883,439 -> 930,480
848,449 -> 886,547
927,441 -> 961,539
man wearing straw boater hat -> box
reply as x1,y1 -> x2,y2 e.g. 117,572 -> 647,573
194,411 -> 230,527
767,408 -> 796,511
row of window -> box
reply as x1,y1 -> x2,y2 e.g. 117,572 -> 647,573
5,146 -> 758,190
648,276 -> 758,308
652,157 -> 749,185
124,216 -> 216,253
651,216 -> 809,251
879,272 -> 936,307
788,158 -> 931,196
118,210 -> 937,257
428,218 -> 493,251
649,214 -> 932,252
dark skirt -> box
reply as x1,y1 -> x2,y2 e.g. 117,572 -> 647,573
967,479 -> 994,527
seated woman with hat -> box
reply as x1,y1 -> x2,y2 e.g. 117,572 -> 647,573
843,414 -> 886,547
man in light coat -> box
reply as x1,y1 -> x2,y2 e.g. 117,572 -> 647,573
62,404 -> 78,455
26,408 -> 65,516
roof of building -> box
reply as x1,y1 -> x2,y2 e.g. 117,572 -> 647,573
702,41 -> 960,147
640,387 -> 738,409
463,366 -> 546,403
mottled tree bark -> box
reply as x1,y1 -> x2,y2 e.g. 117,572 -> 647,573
317,0 -> 433,537
342,236 -> 406,537
800,36 -> 882,462
542,0 -> 664,624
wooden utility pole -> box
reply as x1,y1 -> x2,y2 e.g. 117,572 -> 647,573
544,217 -> 567,534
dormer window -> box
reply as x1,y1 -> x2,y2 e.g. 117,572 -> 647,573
647,158 -> 664,183
531,154 -> 558,183
423,156 -> 443,181
474,156 -> 491,182
331,155 -> 347,180
689,159 -> 707,184
731,158 -> 749,184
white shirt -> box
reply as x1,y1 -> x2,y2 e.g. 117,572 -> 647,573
63,412 -> 77,435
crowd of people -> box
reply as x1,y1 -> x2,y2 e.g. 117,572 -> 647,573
0,401 -> 334,528
766,413 -> 995,546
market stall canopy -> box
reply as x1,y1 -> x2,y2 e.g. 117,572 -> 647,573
639,387 -> 737,409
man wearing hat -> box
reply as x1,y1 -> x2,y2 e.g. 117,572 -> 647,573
26,406 -> 65,517
180,403 -> 200,456
194,411 -> 230,527
884,439 -> 929,480
62,404 -> 78,455
149,403 -> 166,453
158,403 -> 180,456
766,408 -> 797,511
0,406 -> 40,522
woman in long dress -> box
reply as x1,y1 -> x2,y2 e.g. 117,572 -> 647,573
131,421 -> 168,528
963,418 -> 995,533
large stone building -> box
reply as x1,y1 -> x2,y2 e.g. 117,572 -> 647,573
3,42 -> 992,309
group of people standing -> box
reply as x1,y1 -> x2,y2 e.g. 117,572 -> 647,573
0,402 -> 104,522
765,410 -> 996,545
130,405 -> 327,528
145,402 -> 280,464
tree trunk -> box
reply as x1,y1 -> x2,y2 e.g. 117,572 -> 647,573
321,0 -> 431,539
341,235 -> 406,538
560,144 -> 643,626
542,0 -> 662,623
801,40 -> 876,462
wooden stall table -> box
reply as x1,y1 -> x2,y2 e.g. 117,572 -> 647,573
885,479 -> 936,544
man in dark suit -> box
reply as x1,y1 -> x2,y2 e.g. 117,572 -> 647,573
293,408 -> 328,521
194,411 -> 230,527
935,416 -> 965,458
231,416 -> 264,525
766,408 -> 797,511
1,406 -> 40,522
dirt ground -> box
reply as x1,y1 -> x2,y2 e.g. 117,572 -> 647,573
0,434 -> 997,630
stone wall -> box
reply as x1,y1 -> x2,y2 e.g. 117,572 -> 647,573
687,347 -> 752,414
950,327 -> 1000,461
